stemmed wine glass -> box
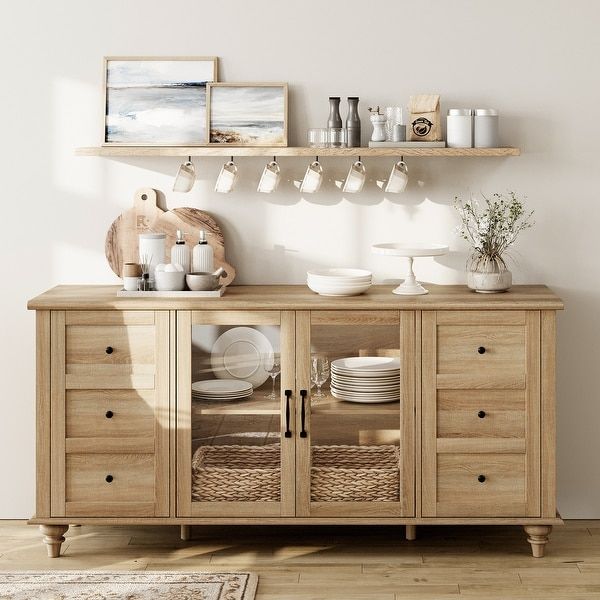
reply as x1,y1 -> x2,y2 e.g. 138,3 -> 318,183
264,354 -> 281,400
311,355 -> 330,403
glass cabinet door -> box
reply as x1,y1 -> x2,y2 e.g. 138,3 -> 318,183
177,310 -> 295,517
295,310 -> 415,517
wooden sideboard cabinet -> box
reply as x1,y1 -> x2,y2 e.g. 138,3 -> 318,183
28,284 -> 563,558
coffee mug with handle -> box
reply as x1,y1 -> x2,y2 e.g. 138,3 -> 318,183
257,160 -> 281,193
215,160 -> 238,193
173,157 -> 195,193
300,160 -> 323,193
384,160 -> 408,193
342,160 -> 366,193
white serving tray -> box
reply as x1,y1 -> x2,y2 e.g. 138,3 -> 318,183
117,286 -> 226,298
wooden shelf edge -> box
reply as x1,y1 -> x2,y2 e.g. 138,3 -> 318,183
75,146 -> 521,158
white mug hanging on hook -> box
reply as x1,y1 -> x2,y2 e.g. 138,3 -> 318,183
300,160 -> 323,193
257,159 -> 281,193
173,156 -> 195,193
384,160 -> 408,193
342,160 -> 366,193
215,159 -> 238,193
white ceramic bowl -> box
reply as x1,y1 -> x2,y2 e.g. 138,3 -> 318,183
307,280 -> 371,296
155,270 -> 186,291
307,268 -> 372,281
307,276 -> 372,287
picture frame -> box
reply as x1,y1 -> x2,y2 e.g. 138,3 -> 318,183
206,83 -> 288,147
103,56 -> 218,146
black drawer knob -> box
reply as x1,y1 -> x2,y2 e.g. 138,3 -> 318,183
105,410 -> 114,419
477,346 -> 486,354
105,346 -> 114,354
105,475 -> 114,483
477,474 -> 486,483
478,410 -> 486,418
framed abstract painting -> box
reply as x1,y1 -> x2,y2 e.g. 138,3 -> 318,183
104,56 -> 218,145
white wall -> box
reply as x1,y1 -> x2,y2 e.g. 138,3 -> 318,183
1,0 -> 599,518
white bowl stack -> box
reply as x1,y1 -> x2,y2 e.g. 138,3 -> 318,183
307,268 -> 372,297
331,357 -> 400,403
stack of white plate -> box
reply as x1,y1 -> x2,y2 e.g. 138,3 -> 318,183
330,357 -> 400,403
192,379 -> 253,401
307,268 -> 372,297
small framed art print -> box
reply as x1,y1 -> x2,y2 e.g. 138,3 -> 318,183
207,83 -> 288,147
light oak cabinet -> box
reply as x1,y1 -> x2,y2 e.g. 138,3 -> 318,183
28,285 -> 562,559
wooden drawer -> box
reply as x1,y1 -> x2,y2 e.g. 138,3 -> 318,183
437,390 -> 525,439
437,324 -> 526,389
65,454 -> 156,517
66,390 -> 156,440
65,323 -> 156,389
435,454 -> 528,517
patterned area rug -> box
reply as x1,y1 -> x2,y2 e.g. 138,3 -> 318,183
0,571 -> 258,599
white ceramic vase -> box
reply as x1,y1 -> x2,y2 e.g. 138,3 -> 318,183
467,267 -> 512,293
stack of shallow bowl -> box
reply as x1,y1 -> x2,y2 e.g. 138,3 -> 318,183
307,268 -> 372,297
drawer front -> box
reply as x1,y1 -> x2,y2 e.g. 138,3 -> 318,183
66,325 -> 155,367
436,454 -> 526,516
65,324 -> 156,389
66,390 -> 156,439
437,390 -> 525,439
65,454 -> 155,517
437,324 -> 526,389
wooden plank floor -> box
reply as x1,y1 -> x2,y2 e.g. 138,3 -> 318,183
1,520 -> 600,599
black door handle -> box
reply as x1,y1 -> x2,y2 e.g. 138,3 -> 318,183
477,346 -> 486,354
300,389 -> 308,438
284,390 -> 292,438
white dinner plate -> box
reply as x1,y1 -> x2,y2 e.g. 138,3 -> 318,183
330,383 -> 399,393
192,390 -> 254,399
192,379 -> 253,394
332,357 -> 401,371
210,328 -> 274,388
331,386 -> 399,396
330,390 -> 399,404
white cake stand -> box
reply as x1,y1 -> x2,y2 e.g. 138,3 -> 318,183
372,242 -> 449,295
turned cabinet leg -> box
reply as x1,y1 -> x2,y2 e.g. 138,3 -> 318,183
40,525 -> 69,558
405,525 -> 417,541
524,525 -> 552,558
180,525 -> 191,541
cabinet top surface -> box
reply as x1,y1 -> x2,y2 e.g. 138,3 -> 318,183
27,284 -> 564,311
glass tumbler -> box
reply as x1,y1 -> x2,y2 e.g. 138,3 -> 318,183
307,128 -> 329,148
328,127 -> 346,148
385,107 -> 404,141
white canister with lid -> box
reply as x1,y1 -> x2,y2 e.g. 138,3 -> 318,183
446,109 -> 473,148
138,233 -> 166,281
474,108 -> 499,148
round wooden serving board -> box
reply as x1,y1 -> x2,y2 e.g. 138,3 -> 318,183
105,187 -> 236,286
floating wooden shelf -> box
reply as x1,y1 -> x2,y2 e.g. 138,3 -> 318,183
76,146 -> 520,158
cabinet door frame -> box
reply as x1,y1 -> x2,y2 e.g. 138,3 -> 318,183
295,310 -> 416,518
176,310 -> 296,518
421,310 -> 541,518
50,310 -> 170,518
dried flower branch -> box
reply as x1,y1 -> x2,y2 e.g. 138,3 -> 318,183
454,191 -> 534,272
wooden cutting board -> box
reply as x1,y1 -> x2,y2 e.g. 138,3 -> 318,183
105,187 -> 236,286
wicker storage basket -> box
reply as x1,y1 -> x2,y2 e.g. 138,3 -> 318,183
311,445 -> 400,502
192,444 -> 281,502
